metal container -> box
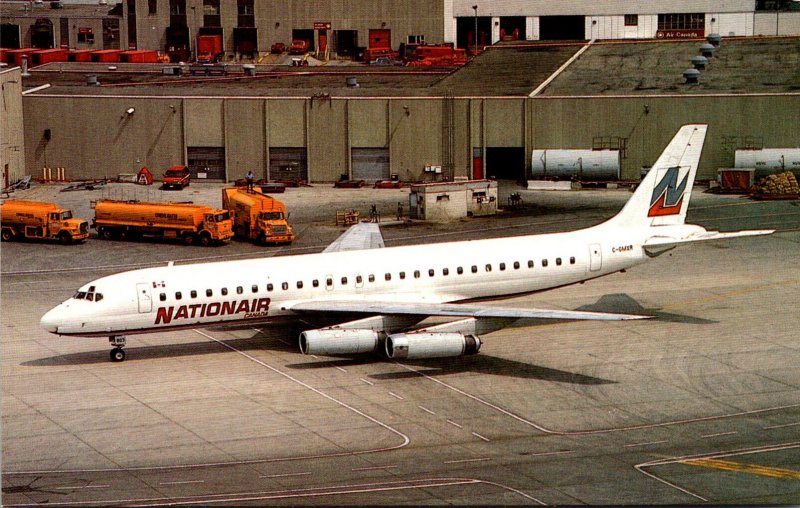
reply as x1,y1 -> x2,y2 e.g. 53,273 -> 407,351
531,149 -> 620,181
735,148 -> 800,178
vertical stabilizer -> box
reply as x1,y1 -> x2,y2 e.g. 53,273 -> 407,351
609,124 -> 707,229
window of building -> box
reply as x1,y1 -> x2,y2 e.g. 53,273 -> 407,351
237,0 -> 254,27
657,13 -> 705,31
624,14 -> 638,27
203,0 -> 220,26
148,0 -> 157,15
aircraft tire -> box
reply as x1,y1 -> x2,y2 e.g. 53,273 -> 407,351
110,347 -> 126,362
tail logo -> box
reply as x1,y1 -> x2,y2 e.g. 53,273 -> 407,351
649,167 -> 688,217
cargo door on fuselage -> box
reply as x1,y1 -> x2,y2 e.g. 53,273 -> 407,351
136,283 -> 153,313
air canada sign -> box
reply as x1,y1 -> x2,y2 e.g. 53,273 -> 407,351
155,298 -> 271,325
656,29 -> 703,39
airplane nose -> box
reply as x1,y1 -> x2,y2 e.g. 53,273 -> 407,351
40,307 -> 61,334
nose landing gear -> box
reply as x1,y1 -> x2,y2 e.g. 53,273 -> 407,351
109,335 -> 127,362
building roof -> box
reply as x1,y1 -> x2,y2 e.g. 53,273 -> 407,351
19,37 -> 800,98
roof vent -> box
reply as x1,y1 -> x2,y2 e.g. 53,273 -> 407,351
706,33 -> 722,47
699,43 -> 716,58
683,68 -> 701,84
86,74 -> 99,86
691,55 -> 708,70
346,76 -> 359,88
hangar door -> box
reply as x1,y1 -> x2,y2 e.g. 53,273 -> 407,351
187,146 -> 226,181
1,24 -> 21,49
352,148 -> 389,182
270,148 -> 308,183
539,16 -> 585,40
486,147 -> 525,181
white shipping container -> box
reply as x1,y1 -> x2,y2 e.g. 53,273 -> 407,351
734,149 -> 800,173
531,149 -> 620,180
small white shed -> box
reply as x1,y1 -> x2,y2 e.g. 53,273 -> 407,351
409,180 -> 498,221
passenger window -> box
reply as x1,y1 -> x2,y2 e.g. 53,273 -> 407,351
341,277 -> 348,285
414,270 -> 420,278
542,259 -> 548,267
160,293 -> 166,301
297,281 -> 303,289
282,282 -> 289,290
252,285 -> 258,293
556,258 -> 562,266
191,290 -> 197,298
514,261 -> 520,269
356,275 -> 363,284
443,268 -> 449,276
326,278 -> 333,287
499,263 -> 506,271
570,256 -> 576,264
485,264 -> 492,272
428,269 -> 434,277
206,289 -> 213,297
175,292 -> 182,300
237,286 -> 243,294
313,279 -> 319,288
399,272 -> 406,279
368,275 -> 375,283
267,283 -> 274,292
528,260 -> 534,268
471,265 -> 478,273
385,273 -> 391,281
221,288 -> 228,296
457,267 -> 463,274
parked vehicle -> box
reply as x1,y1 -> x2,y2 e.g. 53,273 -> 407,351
93,200 -> 233,246
222,187 -> 295,245
162,165 -> 190,190
196,35 -> 223,63
1,200 -> 89,244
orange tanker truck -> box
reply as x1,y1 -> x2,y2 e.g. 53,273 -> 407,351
92,199 -> 234,246
1,200 -> 89,244
222,187 -> 295,245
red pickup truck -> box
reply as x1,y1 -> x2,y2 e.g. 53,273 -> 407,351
162,165 -> 191,190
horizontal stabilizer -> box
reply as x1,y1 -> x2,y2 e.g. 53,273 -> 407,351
290,300 -> 651,321
644,229 -> 774,248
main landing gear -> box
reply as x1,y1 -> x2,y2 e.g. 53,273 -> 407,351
109,335 -> 126,362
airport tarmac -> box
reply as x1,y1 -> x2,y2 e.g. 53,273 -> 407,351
2,182 -> 800,505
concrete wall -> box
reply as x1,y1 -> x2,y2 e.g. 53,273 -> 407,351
754,12 -> 800,36
1,68 -> 26,185
21,93 -> 800,183
452,0 -> 755,17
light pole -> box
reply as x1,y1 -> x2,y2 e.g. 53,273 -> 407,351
472,5 -> 478,55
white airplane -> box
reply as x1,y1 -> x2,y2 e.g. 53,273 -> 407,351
41,125 -> 772,362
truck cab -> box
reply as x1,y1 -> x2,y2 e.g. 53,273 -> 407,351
1,200 -> 89,244
201,210 -> 234,245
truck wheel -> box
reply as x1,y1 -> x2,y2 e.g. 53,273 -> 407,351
1,228 -> 14,242
100,227 -> 115,240
58,232 -> 72,245
199,232 -> 212,246
182,233 -> 196,245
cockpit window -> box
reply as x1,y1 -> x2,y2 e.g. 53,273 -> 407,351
215,212 -> 230,222
73,286 -> 102,302
61,211 -> 73,220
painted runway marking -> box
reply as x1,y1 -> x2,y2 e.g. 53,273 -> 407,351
53,484 -> 110,490
624,440 -> 668,448
335,366 -> 347,373
360,378 -> 374,386
260,472 -> 312,479
682,458 -> 800,481
418,405 -> 435,415
160,480 -> 205,486
388,392 -> 404,400
443,457 -> 491,465
446,419 -> 463,429
764,422 -> 800,430
701,431 -> 737,439
472,432 -> 490,442
527,450 -> 574,457
351,465 -> 398,472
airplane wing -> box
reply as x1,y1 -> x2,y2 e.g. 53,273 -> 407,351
289,300 -> 650,321
323,222 -> 385,253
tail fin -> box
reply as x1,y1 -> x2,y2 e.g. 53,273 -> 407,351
609,124 -> 707,229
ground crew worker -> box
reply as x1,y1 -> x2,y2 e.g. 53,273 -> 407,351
246,170 -> 255,191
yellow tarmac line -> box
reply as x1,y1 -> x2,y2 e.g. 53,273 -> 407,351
682,458 -> 800,481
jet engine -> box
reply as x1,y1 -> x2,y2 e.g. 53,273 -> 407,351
385,332 -> 482,360
299,329 -> 379,355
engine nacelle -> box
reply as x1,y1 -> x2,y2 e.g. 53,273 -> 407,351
299,329 -> 379,356
385,332 -> 482,360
